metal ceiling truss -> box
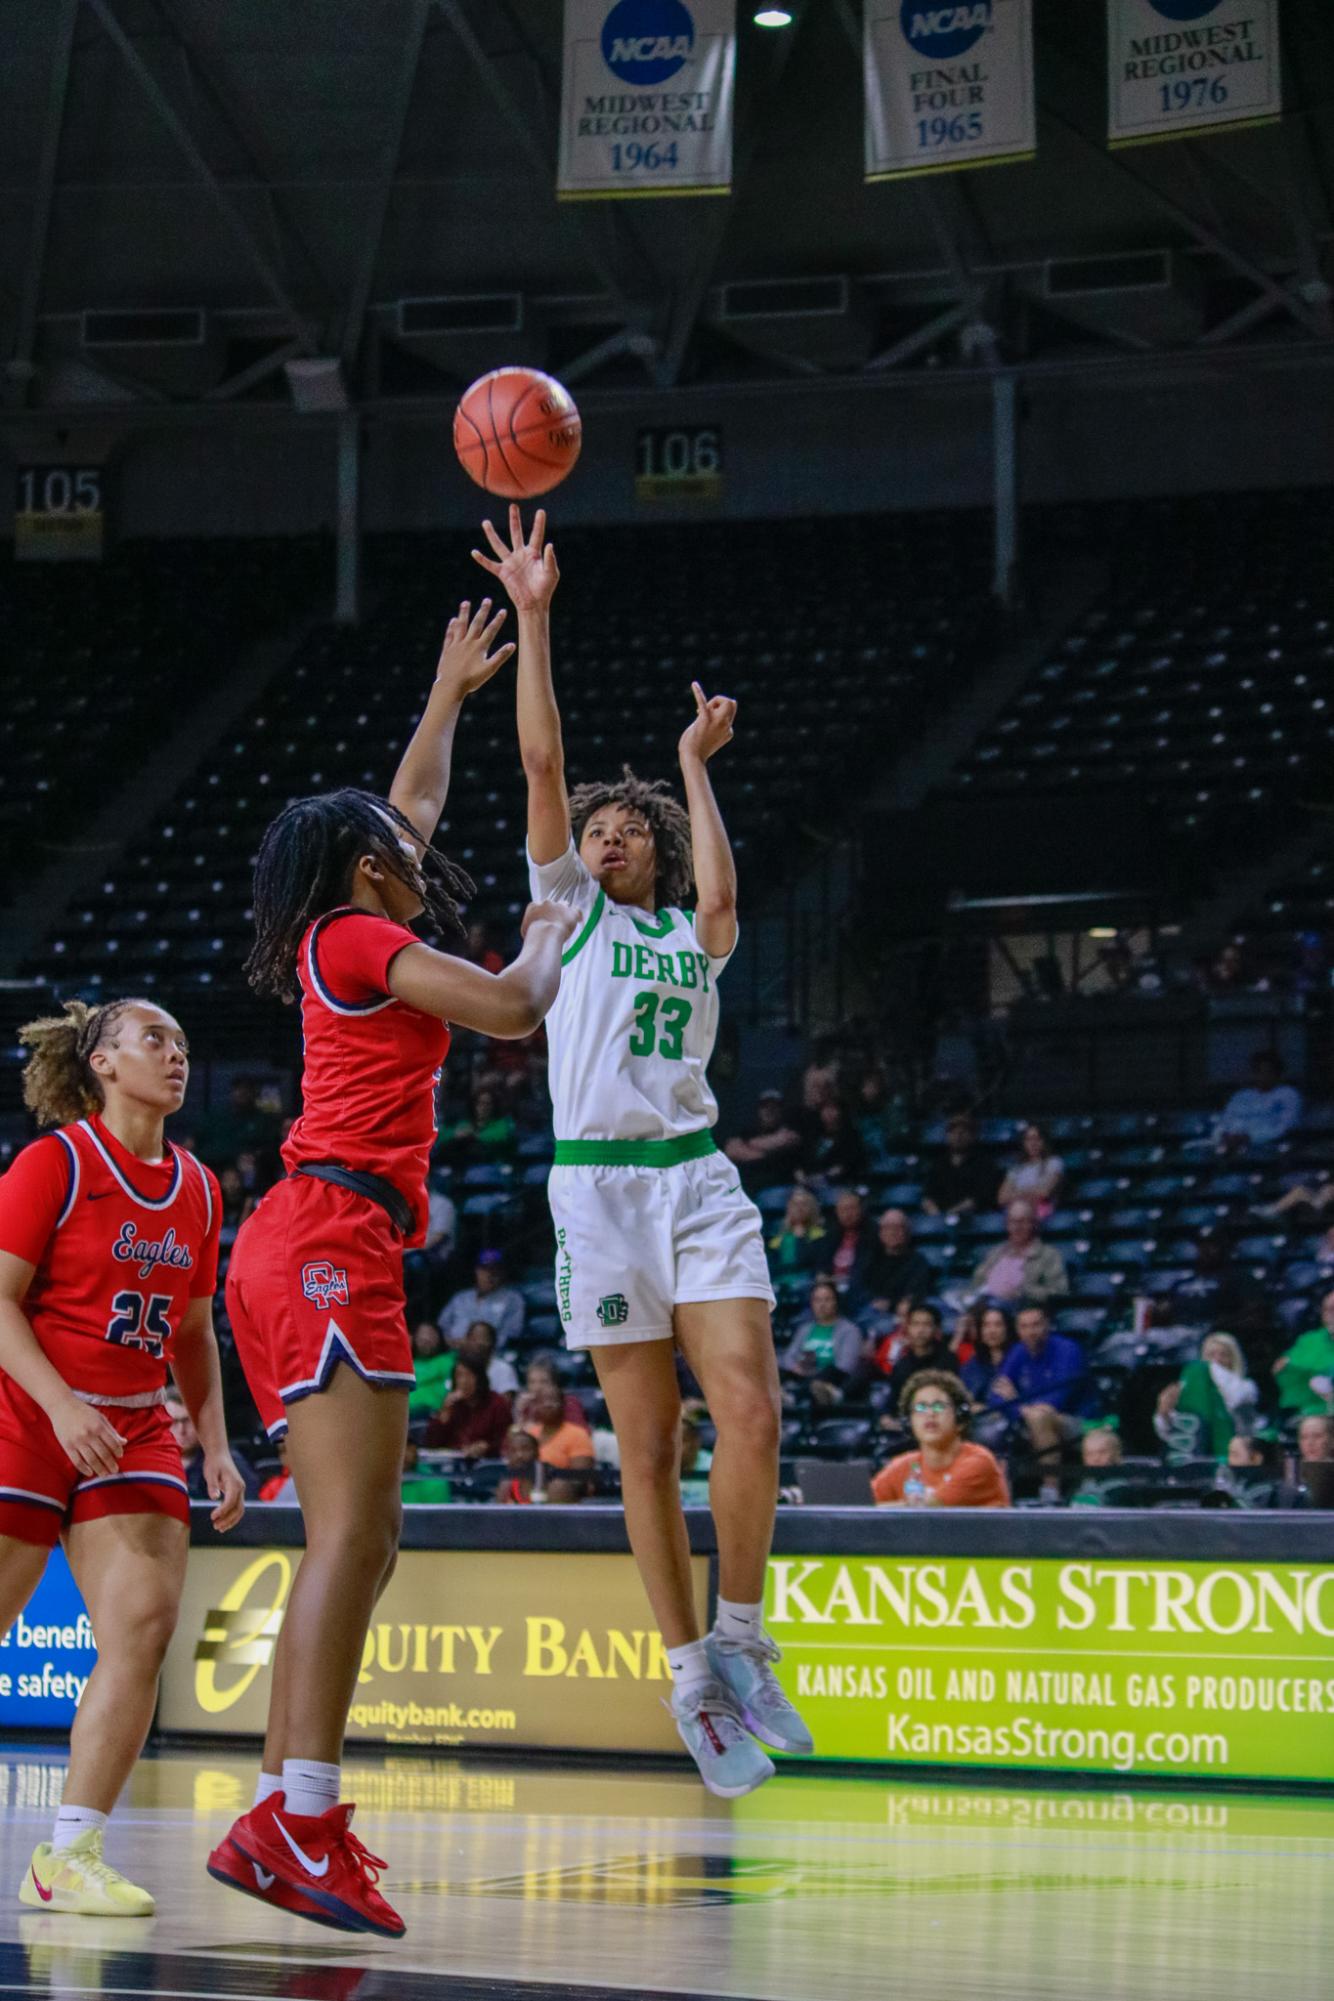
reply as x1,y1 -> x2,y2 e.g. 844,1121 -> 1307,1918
339,0 -> 433,370
7,0 -> 79,409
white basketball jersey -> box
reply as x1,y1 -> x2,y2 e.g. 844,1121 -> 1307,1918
528,843 -> 732,1143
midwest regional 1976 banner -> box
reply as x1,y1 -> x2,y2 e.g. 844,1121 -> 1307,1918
1107,0 -> 1281,147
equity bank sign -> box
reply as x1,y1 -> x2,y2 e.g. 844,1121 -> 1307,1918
160,1547 -> 708,1754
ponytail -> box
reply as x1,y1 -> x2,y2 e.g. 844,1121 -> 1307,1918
18,997 -> 144,1127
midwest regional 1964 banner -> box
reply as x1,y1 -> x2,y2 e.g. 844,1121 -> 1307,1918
1107,0 -> 1281,147
865,1 -> 1035,181
559,0 -> 736,199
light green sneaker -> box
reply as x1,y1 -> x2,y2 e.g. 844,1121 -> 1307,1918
669,1678 -> 776,1798
708,1632 -> 815,1756
19,1830 -> 155,1916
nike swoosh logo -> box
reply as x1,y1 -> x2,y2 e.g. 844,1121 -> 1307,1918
253,1864 -> 276,1891
31,1865 -> 52,1903
85,1192 -> 113,1203
273,1817 -> 329,1878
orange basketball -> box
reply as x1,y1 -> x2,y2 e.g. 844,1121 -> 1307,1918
453,367 -> 582,499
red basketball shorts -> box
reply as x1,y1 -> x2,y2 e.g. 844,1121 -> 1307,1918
224,1175 -> 413,1439
0,1376 -> 189,1549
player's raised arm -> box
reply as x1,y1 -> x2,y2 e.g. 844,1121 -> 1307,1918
472,505 -> 570,865
387,598 -> 515,845
678,681 -> 739,961
387,899 -> 578,1038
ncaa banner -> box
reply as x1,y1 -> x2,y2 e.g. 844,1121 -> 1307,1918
866,1 -> 1035,182
558,0 -> 736,200
1108,0 -> 1281,147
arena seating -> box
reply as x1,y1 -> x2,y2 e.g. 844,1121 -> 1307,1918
0,537 -> 326,907
34,511 -> 996,992
946,489 -> 1334,870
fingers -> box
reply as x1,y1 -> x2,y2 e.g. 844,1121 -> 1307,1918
508,502 -> 524,549
480,605 -> 509,646
481,517 -> 509,560
80,1421 -> 124,1480
529,507 -> 546,554
470,548 -> 503,579
483,641 -> 517,670
691,680 -> 708,717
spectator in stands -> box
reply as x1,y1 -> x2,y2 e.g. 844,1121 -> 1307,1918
998,1123 -> 1065,1216
923,1113 -> 998,1217
971,1200 -> 1069,1304
800,1039 -> 841,1116
522,1379 -> 595,1499
725,1088 -> 803,1194
780,1278 -> 867,1400
458,1319 -> 520,1398
403,1170 -> 458,1319
1200,942 -> 1247,997
1214,1050 -> 1302,1153
877,1305 -> 957,1435
1298,1414 -> 1334,1464
949,1304 -> 980,1366
465,919 -> 504,975
1081,1427 -> 1122,1470
495,1428 -> 540,1505
856,1067 -> 912,1159
216,1164 -> 253,1246
165,1393 -> 259,1501
448,1084 -> 517,1165
679,1404 -> 713,1506
766,1186 -> 829,1294
401,1439 -> 452,1503
408,1319 -> 455,1418
515,1352 -> 587,1429
986,1304 -> 1089,1504
1165,1233 -> 1268,1344
801,1099 -> 869,1193
961,1305 -> 1014,1406
827,1188 -> 876,1304
1274,1289 -> 1334,1419
864,1209 -> 934,1319
862,1295 -> 914,1385
1155,1332 -> 1258,1460
1218,1434 -> 1286,1509
437,1248 -> 525,1348
871,1370 -> 1009,1509
423,1357 -> 512,1459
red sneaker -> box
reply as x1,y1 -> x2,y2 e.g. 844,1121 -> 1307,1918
231,1795 -> 405,1938
207,1827 -> 355,1929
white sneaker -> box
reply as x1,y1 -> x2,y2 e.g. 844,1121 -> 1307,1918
708,1632 -> 815,1756
668,1678 -> 776,1798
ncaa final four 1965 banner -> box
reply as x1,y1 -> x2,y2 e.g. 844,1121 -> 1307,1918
1108,0 -> 1281,147
865,1 -> 1035,182
559,0 -> 736,199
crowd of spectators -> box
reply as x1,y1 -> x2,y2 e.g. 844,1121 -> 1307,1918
175,1011 -> 1334,1513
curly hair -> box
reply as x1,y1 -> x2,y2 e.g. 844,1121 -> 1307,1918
19,997 -> 150,1127
899,1368 -> 970,1429
568,766 -> 694,910
246,787 -> 474,1002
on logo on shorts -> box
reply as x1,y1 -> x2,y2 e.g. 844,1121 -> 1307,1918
596,1293 -> 630,1329
301,1261 -> 350,1310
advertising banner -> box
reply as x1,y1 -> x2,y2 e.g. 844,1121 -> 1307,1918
865,1 -> 1035,182
159,1546 -> 708,1752
0,1551 -> 95,1729
766,1554 -> 1334,1784
1107,0 -> 1281,147
559,0 -> 736,199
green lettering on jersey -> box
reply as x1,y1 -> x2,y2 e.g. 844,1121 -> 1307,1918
696,953 -> 711,994
611,941 -> 633,980
634,944 -> 657,981
656,953 -> 675,984
677,952 -> 697,990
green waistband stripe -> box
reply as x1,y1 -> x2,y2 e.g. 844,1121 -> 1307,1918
553,1132 -> 717,1168
561,889 -> 605,965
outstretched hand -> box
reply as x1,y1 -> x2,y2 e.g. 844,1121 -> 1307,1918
472,505 -> 560,614
679,681 -> 736,765
435,598 -> 515,696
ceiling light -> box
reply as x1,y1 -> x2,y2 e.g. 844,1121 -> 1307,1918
754,8 -> 794,24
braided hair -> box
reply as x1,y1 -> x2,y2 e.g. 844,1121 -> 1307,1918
567,766 -> 694,910
246,788 -> 474,1002
19,997 -> 150,1126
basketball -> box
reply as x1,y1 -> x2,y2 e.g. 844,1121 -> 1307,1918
453,366 -> 582,499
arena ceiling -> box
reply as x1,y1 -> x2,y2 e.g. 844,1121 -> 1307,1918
2,0 -> 1332,415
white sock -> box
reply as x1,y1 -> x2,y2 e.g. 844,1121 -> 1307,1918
714,1597 -> 764,1645
281,1759 -> 340,1821
667,1638 -> 714,1697
253,1771 -> 283,1809
52,1805 -> 107,1853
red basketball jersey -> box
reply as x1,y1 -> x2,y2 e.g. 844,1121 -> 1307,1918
281,907 -> 450,1244
0,1113 -> 221,1399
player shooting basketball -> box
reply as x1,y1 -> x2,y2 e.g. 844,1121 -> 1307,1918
474,505 -> 814,1796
